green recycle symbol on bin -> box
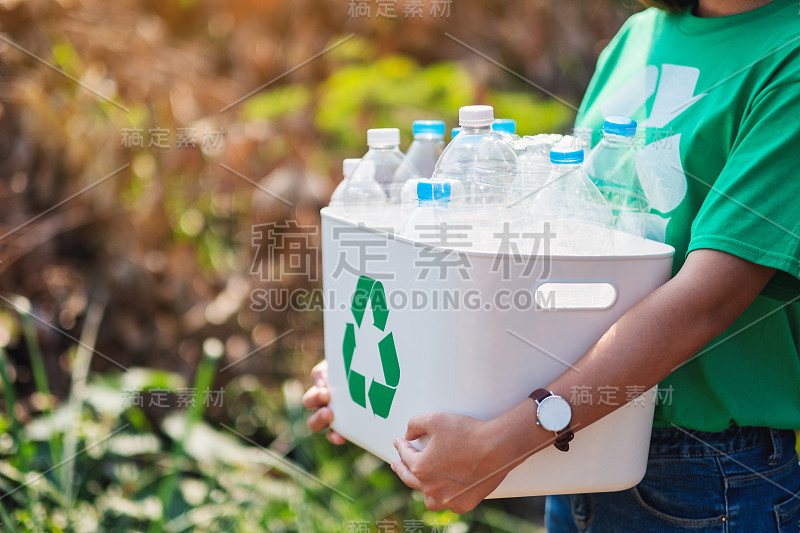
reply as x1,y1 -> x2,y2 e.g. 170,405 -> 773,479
342,275 -> 399,419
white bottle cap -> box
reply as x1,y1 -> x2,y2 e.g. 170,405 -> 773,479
343,158 -> 361,177
367,128 -> 400,147
459,105 -> 494,128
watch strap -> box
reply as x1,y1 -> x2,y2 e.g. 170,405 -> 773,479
529,388 -> 551,404
554,428 -> 574,452
529,388 -> 574,452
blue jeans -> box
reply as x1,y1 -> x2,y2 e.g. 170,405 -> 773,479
546,426 -> 800,532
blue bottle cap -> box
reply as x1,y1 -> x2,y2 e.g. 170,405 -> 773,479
492,119 -> 517,134
416,181 -> 451,202
412,120 -> 446,136
451,127 -> 461,139
549,146 -> 585,165
602,116 -> 637,137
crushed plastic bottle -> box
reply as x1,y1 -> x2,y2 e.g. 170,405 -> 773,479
584,116 -> 650,238
528,144 -> 614,255
493,119 -> 519,141
513,134 -> 565,197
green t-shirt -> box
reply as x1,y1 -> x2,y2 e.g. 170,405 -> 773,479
575,0 -> 800,431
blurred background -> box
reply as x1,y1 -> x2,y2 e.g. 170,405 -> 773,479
0,1 -> 638,531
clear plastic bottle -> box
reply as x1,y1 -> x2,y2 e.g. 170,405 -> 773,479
584,116 -> 650,238
451,127 -> 461,141
329,158 -> 361,207
514,134 -> 565,197
357,128 -> 418,204
432,105 -> 519,205
327,159 -> 386,223
405,120 -> 446,180
529,144 -> 614,255
399,177 -> 422,227
493,118 -> 519,141
398,121 -> 446,225
402,180 -> 452,244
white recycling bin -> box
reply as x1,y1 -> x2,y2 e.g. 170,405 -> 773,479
320,207 -> 675,498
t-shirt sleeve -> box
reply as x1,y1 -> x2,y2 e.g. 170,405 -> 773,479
687,81 -> 800,301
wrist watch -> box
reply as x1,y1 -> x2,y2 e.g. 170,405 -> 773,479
529,388 -> 574,452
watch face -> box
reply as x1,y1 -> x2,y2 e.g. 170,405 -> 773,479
538,395 -> 572,432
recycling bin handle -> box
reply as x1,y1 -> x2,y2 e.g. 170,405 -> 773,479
532,280 -> 618,311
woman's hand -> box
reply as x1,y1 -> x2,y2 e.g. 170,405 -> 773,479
391,412 -> 525,514
391,250 -> 778,514
302,360 -> 346,445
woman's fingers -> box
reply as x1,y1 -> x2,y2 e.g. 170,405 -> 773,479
307,406 -> 334,433
423,495 -> 447,512
302,360 -> 347,444
302,384 -> 330,409
327,429 -> 346,445
391,459 -> 422,491
305,360 -> 347,444
404,413 -> 434,441
310,360 -> 328,387
393,437 -> 424,477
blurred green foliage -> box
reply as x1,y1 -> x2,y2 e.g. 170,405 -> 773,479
241,36 -> 572,153
0,1 -> 620,530
0,308 -> 546,531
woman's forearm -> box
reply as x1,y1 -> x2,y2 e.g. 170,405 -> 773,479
487,248 -> 776,463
